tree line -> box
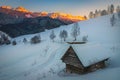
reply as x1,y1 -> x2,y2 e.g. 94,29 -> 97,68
0,22 -> 88,46
89,4 -> 120,19
49,23 -> 88,42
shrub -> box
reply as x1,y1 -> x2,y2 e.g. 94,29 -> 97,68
31,35 -> 41,44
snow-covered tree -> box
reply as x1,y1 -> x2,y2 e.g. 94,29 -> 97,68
97,10 -> 102,17
116,5 -> 120,13
84,15 -> 87,19
59,30 -> 68,42
23,38 -> 27,43
71,23 -> 80,41
116,5 -> 120,19
0,37 -> 3,45
12,40 -> 17,45
110,14 -> 115,26
4,36 -> 11,45
89,11 -> 94,18
107,5 -> 111,14
107,4 -> 114,14
95,9 -> 99,17
49,30 -> 56,42
101,10 -> 108,16
59,31 -> 63,42
110,4 -> 114,14
62,30 -> 68,41
82,35 -> 88,42
0,31 -> 11,45
118,11 -> 120,19
31,34 -> 41,44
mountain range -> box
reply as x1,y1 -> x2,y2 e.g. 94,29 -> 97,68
0,6 -> 86,23
0,6 -> 86,37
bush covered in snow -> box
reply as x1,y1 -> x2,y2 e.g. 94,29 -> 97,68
30,34 -> 41,44
82,35 -> 88,42
0,31 -> 11,45
12,40 -> 17,45
23,38 -> 27,43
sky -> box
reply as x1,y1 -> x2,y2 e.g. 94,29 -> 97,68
0,0 -> 119,16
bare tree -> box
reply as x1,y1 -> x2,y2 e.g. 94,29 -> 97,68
49,30 -> 56,42
71,23 -> 80,41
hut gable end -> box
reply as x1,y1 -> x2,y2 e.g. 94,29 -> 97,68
61,46 -> 84,68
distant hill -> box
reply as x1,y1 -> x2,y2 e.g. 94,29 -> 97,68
0,16 -> 68,37
0,13 -> 23,25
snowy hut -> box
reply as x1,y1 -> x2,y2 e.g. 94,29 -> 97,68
61,44 -> 110,74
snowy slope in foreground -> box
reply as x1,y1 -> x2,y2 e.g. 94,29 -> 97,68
0,14 -> 120,80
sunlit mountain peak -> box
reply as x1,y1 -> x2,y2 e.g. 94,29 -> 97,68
15,6 -> 29,12
0,5 -> 12,9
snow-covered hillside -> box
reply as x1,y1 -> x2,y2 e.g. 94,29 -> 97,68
0,14 -> 120,80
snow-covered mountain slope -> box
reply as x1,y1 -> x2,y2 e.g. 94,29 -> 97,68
0,13 -> 120,80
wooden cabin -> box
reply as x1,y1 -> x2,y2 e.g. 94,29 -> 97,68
61,44 -> 109,74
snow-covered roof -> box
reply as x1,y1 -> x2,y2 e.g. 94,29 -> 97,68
70,43 -> 110,67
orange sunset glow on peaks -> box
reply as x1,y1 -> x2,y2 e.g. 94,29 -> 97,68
0,5 -> 86,22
